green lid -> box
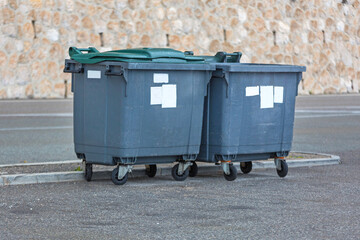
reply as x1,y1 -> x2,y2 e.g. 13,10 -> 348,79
69,47 -> 205,64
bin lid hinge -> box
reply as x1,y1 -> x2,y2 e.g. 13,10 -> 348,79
105,65 -> 128,97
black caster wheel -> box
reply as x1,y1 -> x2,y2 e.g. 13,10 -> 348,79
224,164 -> 237,181
189,162 -> 198,177
145,164 -> 157,178
171,163 -> 189,181
111,167 -> 128,185
84,163 -> 93,182
276,160 -> 288,178
240,161 -> 252,174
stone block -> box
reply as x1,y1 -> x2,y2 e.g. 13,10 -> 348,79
117,32 -> 128,47
30,0 -> 42,8
2,70 -> 15,86
16,65 -> 31,85
39,79 -> 52,96
53,12 -> 61,26
140,35 -> 151,46
39,10 -> 51,26
107,21 -> 120,31
161,19 -> 171,32
168,35 -> 181,48
0,89 -> 7,99
2,7 -> 15,24
171,19 -> 183,34
76,31 -> 89,43
308,31 -> 316,43
253,17 -> 266,32
166,7 -> 177,20
129,34 -> 140,45
274,54 -> 283,63
209,40 -> 220,53
8,53 -> 18,69
182,35 -> 195,49
311,83 -> 323,95
0,51 -> 7,66
82,16 -> 94,29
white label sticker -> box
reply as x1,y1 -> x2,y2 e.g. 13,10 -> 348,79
87,70 -> 101,79
153,73 -> 169,83
161,84 -> 177,108
150,87 -> 162,105
274,86 -> 284,103
245,86 -> 259,96
260,86 -> 274,109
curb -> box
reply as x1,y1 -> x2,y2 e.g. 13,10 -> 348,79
0,153 -> 341,186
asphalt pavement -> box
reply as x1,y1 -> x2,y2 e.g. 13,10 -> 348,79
0,94 -> 359,239
0,99 -> 75,164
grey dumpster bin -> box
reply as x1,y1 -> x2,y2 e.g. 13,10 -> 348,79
186,52 -> 306,181
64,47 -> 214,185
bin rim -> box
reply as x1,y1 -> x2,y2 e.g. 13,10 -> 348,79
64,59 -> 216,71
212,63 -> 306,72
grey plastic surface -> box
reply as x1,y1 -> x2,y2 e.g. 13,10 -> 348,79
66,60 -> 214,165
198,63 -> 306,162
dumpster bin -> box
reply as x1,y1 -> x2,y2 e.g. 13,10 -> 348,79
64,47 -> 214,185
186,52 -> 306,181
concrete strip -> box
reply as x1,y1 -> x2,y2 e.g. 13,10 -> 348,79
252,156 -> 341,169
0,154 -> 340,186
0,126 -> 73,132
0,172 -> 84,186
0,113 -> 73,117
0,160 -> 81,168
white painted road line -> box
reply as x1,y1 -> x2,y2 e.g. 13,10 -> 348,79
295,113 -> 360,119
297,106 -> 360,109
0,126 -> 72,131
295,110 -> 360,114
0,108 -> 359,126
0,113 -> 73,117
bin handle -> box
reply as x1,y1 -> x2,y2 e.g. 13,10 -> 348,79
69,47 -> 99,57
215,52 -> 242,63
105,65 -> 128,97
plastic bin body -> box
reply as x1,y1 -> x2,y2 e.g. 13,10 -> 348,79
66,60 -> 213,165
198,63 -> 306,162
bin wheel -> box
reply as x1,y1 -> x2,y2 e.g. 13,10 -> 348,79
189,162 -> 198,177
145,164 -> 157,178
224,164 -> 237,181
240,161 -> 252,174
84,163 -> 93,182
171,164 -> 189,181
111,167 -> 128,185
276,160 -> 288,178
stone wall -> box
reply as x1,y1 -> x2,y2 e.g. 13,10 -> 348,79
0,0 -> 359,98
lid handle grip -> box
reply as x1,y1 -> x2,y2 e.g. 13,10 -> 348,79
69,47 -> 99,57
215,52 -> 242,63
